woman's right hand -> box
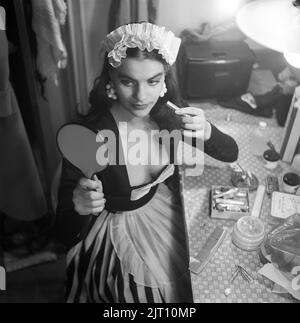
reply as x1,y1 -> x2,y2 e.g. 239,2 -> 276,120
73,175 -> 106,216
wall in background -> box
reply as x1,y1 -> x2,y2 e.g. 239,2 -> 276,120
66,0 -> 111,116
77,0 -> 111,92
157,0 -> 248,35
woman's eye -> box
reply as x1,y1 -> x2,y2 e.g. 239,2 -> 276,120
148,80 -> 160,86
120,80 -> 134,86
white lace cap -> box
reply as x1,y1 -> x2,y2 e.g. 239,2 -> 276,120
103,22 -> 181,68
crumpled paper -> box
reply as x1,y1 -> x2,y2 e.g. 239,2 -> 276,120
258,263 -> 300,300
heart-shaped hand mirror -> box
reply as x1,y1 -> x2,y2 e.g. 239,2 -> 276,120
57,123 -> 109,178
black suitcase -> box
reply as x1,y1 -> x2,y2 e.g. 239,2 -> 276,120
177,40 -> 255,100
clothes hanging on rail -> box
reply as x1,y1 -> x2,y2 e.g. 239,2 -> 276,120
0,29 -> 47,221
31,0 -> 68,83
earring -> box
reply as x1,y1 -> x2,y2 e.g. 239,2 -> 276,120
159,82 -> 167,98
106,82 -> 118,100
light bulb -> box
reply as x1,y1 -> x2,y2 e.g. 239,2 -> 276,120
236,0 -> 300,54
284,52 -> 300,69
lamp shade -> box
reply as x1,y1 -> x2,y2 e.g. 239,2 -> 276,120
284,52 -> 300,68
236,0 -> 300,54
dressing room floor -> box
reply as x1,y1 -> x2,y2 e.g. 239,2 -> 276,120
0,241 -> 66,303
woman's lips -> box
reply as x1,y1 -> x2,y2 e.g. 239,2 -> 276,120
132,103 -> 150,110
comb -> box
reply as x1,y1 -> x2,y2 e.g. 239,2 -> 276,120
189,226 -> 228,275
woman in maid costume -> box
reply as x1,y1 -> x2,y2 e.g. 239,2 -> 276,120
56,22 -> 238,303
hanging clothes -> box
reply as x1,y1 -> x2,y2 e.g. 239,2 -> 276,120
31,0 -> 68,83
0,31 -> 47,221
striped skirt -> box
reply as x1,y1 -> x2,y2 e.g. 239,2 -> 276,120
66,182 -> 193,303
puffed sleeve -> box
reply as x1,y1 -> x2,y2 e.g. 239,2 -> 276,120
204,123 -> 239,162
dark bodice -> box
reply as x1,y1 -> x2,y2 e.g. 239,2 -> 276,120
55,110 -> 239,249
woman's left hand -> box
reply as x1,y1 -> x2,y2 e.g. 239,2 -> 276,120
175,107 -> 212,141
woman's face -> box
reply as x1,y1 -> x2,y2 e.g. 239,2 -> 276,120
109,56 -> 166,118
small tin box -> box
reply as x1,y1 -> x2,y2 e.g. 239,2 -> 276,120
210,185 -> 250,220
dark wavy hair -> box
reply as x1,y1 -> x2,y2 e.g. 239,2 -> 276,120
86,47 -> 185,131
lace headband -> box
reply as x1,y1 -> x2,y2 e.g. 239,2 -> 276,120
103,22 -> 182,68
